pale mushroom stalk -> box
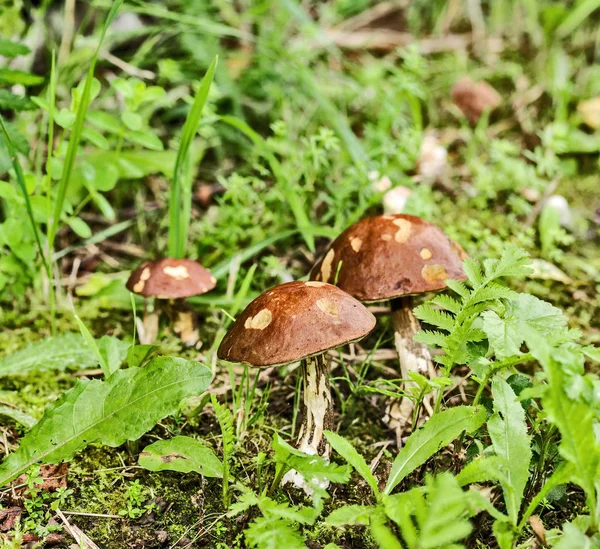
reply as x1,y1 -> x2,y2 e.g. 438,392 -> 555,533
385,296 -> 436,438
281,353 -> 334,491
296,354 -> 334,456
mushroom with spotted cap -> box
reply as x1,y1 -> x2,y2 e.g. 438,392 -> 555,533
310,214 -> 467,436
217,280 -> 375,491
126,258 -> 216,346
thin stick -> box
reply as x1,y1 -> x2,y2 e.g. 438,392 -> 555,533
55,508 -> 101,549
61,510 -> 124,519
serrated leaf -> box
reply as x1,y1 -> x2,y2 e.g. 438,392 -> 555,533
244,516 -> 306,549
483,293 -> 567,358
413,307 -> 455,331
326,504 -> 373,526
325,431 -> 379,495
488,379 -> 532,524
369,511 -> 403,549
384,406 -> 485,494
413,330 -> 448,348
0,357 -> 212,486
0,333 -> 127,377
139,435 -> 222,477
456,456 -> 506,487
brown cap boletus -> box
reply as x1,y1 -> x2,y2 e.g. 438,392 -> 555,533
127,258 -> 217,346
218,281 -> 375,491
452,77 -> 501,124
310,214 -> 467,436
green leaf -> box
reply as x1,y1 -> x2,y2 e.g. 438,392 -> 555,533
139,436 -> 222,477
273,433 -> 351,485
244,516 -> 306,549
0,333 -> 128,377
0,39 -> 30,57
384,406 -> 485,494
488,379 -> 532,525
0,405 -> 37,429
0,357 -> 212,486
325,431 -> 379,496
124,130 -> 164,151
456,456 -> 506,487
169,55 -> 217,258
482,293 -> 567,358
326,505 -> 373,526
369,511 -> 404,549
0,90 -> 36,112
385,474 -> 474,549
0,68 -> 43,86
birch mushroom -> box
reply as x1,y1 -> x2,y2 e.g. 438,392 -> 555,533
126,258 -> 216,346
310,214 -> 467,436
217,281 -> 375,491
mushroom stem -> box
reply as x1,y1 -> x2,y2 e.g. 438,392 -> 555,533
139,301 -> 159,345
390,297 -> 435,379
296,353 -> 334,458
282,353 -> 334,493
166,300 -> 200,347
385,296 -> 435,439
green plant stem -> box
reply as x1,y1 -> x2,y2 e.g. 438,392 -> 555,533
472,353 -> 534,406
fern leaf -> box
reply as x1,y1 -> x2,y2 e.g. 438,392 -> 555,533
431,294 -> 462,315
463,258 -> 484,287
413,330 -> 448,348
413,306 -> 455,332
445,279 -> 470,298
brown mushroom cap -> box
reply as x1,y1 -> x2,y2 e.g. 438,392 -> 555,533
217,281 -> 376,367
126,258 -> 216,299
309,214 -> 467,302
452,77 -> 501,123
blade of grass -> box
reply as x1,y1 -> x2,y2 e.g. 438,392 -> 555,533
48,0 -> 123,250
169,56 -> 218,259
0,116 -> 49,280
219,116 -> 315,252
556,0 -> 600,38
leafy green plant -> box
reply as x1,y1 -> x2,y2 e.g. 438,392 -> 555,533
212,394 -> 236,506
118,480 -> 155,519
0,357 -> 212,486
139,435 -> 223,477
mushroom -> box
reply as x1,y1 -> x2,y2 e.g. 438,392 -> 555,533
126,258 -> 216,346
452,77 -> 501,124
217,281 -> 375,490
310,214 -> 467,436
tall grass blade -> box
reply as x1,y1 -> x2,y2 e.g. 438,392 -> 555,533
169,56 -> 218,259
48,0 -> 123,249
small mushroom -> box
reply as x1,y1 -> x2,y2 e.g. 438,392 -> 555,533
126,258 -> 216,346
310,214 -> 466,437
217,281 -> 375,492
452,77 -> 501,124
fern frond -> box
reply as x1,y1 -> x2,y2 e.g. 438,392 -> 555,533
445,279 -> 470,298
414,330 -> 448,348
469,283 -> 518,305
484,244 -> 532,280
463,258 -> 484,287
413,306 -> 455,332
211,395 -> 235,505
431,294 -> 462,314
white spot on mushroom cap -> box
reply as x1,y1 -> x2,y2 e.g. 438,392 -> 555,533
421,264 -> 448,284
316,298 -> 339,317
381,234 -> 392,241
305,281 -> 326,287
163,265 -> 190,280
244,309 -> 272,330
133,267 -> 151,292
350,237 -> 362,253
210,275 -> 217,284
392,218 -> 412,243
320,249 -> 335,283
420,248 -> 433,260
